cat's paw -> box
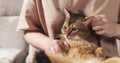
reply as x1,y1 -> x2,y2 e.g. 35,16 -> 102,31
95,47 -> 105,58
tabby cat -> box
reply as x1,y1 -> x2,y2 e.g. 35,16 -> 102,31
33,9 -> 120,63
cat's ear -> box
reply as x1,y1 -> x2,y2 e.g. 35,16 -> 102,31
64,8 -> 70,18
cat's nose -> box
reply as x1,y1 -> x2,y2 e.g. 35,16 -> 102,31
54,34 -> 61,39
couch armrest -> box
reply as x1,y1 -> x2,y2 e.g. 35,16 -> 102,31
0,16 -> 28,63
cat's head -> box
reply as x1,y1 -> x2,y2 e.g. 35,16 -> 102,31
61,9 -> 91,40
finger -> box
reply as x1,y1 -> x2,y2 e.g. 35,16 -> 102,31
88,14 -> 106,22
63,41 -> 70,50
91,19 -> 104,26
92,26 -> 103,31
45,46 -> 56,54
85,16 -> 103,26
92,18 -> 108,26
58,41 -> 69,51
96,30 -> 106,36
49,46 -> 56,53
45,48 -> 51,53
92,14 -> 106,21
54,44 -> 62,53
92,16 -> 102,22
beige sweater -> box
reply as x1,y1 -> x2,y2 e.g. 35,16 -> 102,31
17,0 -> 120,57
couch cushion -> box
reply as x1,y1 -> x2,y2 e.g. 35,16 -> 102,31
0,0 -> 23,16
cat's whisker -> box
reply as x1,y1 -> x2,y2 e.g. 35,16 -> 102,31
54,34 -> 61,39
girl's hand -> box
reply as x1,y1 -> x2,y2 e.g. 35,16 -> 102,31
45,40 -> 69,53
89,14 -> 118,37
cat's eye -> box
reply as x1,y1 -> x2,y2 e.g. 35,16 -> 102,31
72,28 -> 78,31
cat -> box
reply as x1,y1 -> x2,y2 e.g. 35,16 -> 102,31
30,9 -> 120,63
32,9 -> 104,63
45,9 -> 105,63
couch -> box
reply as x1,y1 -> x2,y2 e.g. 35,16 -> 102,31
1,0 -> 120,63
0,0 -> 28,63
